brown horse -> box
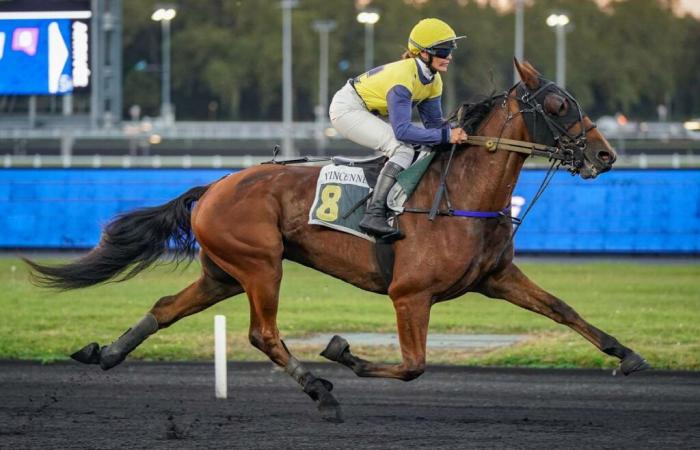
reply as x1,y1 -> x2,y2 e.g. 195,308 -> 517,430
26,60 -> 648,423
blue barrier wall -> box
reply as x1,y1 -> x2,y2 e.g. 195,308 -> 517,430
1,168 -> 699,253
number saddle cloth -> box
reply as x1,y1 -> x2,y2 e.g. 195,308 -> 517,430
308,151 -> 435,241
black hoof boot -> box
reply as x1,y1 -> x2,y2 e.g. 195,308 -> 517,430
617,352 -> 651,376
68,342 -> 125,370
70,342 -> 103,365
99,346 -> 128,370
320,335 -> 350,362
70,314 -> 159,371
303,377 -> 343,423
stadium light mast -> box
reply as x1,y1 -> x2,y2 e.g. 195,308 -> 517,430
281,0 -> 298,157
513,0 -> 524,83
312,20 -> 336,155
546,13 -> 570,89
357,9 -> 380,71
151,5 -> 177,125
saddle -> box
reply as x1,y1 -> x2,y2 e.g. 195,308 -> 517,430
308,151 -> 436,241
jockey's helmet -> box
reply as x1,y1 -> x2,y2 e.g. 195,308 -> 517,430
407,18 -> 465,56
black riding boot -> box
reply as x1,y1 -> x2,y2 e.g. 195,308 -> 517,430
359,161 -> 404,239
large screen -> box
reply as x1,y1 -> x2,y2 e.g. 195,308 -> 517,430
0,10 -> 90,95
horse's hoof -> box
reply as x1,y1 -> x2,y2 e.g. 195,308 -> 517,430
70,342 -> 102,364
99,346 -> 126,371
320,335 -> 349,362
617,352 -> 651,376
317,392 -> 344,423
303,377 -> 343,422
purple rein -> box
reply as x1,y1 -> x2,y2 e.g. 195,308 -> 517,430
450,206 -> 512,218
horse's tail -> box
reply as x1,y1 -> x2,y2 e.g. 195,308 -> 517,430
24,184 -> 210,290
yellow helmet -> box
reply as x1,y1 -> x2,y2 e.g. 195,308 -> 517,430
408,18 -> 465,55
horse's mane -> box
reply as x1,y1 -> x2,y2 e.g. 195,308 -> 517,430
449,93 -> 500,135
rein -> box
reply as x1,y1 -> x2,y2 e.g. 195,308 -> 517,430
408,80 -> 590,229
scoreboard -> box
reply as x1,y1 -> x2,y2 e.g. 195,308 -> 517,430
0,5 -> 91,95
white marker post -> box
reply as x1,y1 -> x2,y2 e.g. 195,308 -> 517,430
214,315 -> 227,399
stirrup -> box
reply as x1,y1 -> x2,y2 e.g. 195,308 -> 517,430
377,228 -> 404,242
359,215 -> 404,241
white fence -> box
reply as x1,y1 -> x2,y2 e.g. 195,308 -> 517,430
3,153 -> 698,169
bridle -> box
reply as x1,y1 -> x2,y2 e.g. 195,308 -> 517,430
457,79 -> 597,174
419,78 -> 599,224
513,79 -> 597,174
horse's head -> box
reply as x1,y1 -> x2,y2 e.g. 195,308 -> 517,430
513,59 -> 616,179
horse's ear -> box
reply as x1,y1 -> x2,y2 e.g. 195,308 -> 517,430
514,57 -> 540,90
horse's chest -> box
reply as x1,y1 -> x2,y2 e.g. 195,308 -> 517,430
397,218 -> 512,299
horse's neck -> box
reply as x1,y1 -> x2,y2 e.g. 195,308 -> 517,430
446,100 -> 527,211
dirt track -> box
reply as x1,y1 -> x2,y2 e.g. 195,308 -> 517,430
1,361 -> 698,449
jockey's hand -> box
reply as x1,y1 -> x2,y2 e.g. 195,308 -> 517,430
449,128 -> 469,144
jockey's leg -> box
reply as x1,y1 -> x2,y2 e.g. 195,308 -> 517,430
359,160 -> 405,238
330,82 -> 416,239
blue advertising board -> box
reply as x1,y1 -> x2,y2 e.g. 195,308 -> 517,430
0,11 -> 90,95
0,168 -> 699,253
512,169 -> 700,253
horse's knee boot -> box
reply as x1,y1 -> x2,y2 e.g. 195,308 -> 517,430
286,355 -> 343,423
99,314 -> 159,370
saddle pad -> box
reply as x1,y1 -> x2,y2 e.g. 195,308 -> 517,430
308,164 -> 374,241
388,151 -> 436,213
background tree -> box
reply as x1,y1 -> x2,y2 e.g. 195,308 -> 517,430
121,0 -> 699,122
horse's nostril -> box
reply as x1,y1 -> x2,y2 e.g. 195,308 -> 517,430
597,150 -> 614,164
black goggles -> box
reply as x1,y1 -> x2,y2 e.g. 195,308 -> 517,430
428,46 -> 454,59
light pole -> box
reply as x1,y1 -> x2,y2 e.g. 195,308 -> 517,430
357,9 -> 380,71
151,5 -> 177,125
312,20 -> 336,155
281,0 -> 298,157
546,13 -> 570,89
513,0 -> 524,83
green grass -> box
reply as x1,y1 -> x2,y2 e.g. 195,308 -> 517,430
1,258 -> 698,370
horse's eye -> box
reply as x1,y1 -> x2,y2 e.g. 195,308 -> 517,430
544,94 -> 569,117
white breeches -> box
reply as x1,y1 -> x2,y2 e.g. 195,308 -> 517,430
329,82 -> 416,169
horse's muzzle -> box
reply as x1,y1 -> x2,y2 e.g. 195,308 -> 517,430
581,145 -> 617,179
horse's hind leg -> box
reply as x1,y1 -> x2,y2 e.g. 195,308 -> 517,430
477,263 -> 649,375
71,252 -> 244,370
206,247 -> 343,422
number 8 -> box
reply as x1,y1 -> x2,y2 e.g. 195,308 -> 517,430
315,185 -> 342,222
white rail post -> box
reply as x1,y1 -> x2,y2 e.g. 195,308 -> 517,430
214,315 -> 227,399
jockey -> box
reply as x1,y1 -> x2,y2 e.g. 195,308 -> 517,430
329,18 -> 469,239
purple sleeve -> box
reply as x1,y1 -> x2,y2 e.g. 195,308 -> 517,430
387,85 -> 450,146
417,96 -> 445,129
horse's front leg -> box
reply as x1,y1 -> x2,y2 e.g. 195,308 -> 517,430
477,263 -> 649,375
322,293 -> 431,381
